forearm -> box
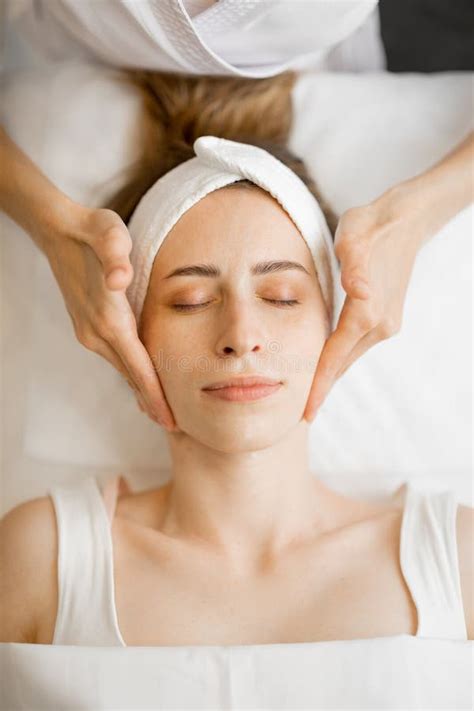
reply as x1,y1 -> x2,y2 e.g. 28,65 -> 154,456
0,126 -> 77,253
392,130 -> 474,246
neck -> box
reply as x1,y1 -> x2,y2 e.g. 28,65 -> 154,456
159,421 -> 334,577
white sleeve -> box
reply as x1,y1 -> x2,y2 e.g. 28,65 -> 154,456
322,5 -> 386,72
182,0 -> 218,19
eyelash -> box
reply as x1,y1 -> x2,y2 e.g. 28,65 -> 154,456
172,299 -> 300,311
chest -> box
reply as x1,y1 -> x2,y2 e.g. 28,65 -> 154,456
107,512 -> 417,646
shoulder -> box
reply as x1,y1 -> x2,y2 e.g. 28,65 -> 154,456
115,483 -> 170,529
455,503 -> 474,640
0,496 -> 58,644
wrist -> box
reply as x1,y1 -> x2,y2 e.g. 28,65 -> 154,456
380,170 -> 462,249
390,136 -> 474,245
35,193 -> 86,254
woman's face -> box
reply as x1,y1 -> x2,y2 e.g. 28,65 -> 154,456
140,186 -> 329,452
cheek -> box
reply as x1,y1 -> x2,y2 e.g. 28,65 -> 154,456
142,317 -> 200,391
142,312 -> 192,353
278,311 -> 327,383
282,303 -> 327,346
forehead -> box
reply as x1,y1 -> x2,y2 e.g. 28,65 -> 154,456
153,186 -> 314,270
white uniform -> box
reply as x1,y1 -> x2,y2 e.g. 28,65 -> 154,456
6,0 -> 385,77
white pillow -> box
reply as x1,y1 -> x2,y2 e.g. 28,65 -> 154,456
1,62 -> 472,512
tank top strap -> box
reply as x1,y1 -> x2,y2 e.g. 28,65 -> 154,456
102,473 -> 132,525
400,483 -> 468,640
48,476 -> 126,646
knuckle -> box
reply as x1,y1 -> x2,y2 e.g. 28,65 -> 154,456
75,327 -> 97,350
358,316 -> 376,332
100,236 -> 122,255
104,223 -> 131,247
341,206 -> 361,223
343,267 -> 363,285
95,230 -> 115,250
378,316 -> 401,338
335,231 -> 369,260
96,317 -> 119,344
356,305 -> 382,332
334,226 -> 357,245
92,307 -> 119,340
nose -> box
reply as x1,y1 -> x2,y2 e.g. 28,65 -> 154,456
214,297 -> 264,358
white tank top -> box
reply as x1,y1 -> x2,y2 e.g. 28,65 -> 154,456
48,475 -> 468,646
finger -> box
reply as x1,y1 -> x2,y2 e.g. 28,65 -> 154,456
113,331 -> 177,430
92,340 -> 156,417
91,337 -> 145,400
106,266 -> 134,292
334,328 -> 382,380
88,289 -> 178,430
126,379 -> 151,416
136,392 -> 165,424
135,392 -> 146,413
91,336 -> 131,380
93,227 -> 134,291
134,390 -> 161,423
303,300 -> 370,420
95,338 -> 171,427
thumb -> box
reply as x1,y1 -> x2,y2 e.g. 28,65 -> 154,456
94,226 -> 134,291
339,238 -> 371,299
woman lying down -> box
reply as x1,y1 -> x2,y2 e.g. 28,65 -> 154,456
1,71 -> 472,647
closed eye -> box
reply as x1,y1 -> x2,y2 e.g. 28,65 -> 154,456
172,301 -> 213,312
264,299 -> 300,308
172,299 -> 300,312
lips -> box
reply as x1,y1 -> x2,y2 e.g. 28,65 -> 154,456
202,376 -> 281,391
201,375 -> 283,403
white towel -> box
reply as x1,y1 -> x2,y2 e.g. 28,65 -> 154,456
127,135 -> 344,332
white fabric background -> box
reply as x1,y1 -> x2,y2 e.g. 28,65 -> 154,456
1,63 -> 472,514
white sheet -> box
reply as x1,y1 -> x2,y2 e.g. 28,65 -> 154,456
1,64 -> 472,513
1,635 -> 472,710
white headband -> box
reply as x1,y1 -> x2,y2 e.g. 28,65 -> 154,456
127,136 -> 343,331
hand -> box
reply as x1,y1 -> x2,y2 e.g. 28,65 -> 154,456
42,203 -> 178,431
303,186 -> 425,423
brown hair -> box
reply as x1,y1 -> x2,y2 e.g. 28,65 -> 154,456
103,69 -> 338,235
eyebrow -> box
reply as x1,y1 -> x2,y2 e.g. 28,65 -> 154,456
163,260 -> 311,280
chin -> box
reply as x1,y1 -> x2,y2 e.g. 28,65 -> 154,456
178,412 -> 300,454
